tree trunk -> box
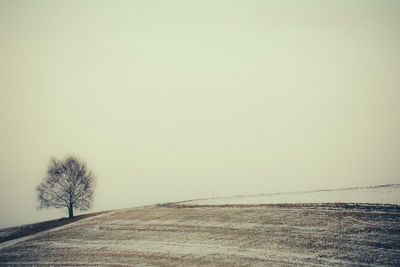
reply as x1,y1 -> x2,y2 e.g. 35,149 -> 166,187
68,205 -> 74,219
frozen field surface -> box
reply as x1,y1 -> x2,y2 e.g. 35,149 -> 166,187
1,185 -> 400,266
176,184 -> 400,206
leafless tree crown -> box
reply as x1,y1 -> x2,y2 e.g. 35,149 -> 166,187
36,156 -> 95,218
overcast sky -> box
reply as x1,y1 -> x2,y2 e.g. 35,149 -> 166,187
1,0 -> 399,228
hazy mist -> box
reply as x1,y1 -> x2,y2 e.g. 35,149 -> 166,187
1,0 -> 399,228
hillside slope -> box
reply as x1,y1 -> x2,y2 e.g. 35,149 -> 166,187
1,185 -> 400,266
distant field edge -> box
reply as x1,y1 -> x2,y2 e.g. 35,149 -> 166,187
157,202 -> 400,212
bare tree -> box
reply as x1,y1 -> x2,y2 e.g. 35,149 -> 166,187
36,156 -> 95,218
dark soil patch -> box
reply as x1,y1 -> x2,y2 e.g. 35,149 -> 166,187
0,211 -> 110,244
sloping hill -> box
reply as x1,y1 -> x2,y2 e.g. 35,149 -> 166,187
1,185 -> 399,266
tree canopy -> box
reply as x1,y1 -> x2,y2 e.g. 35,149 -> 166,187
36,156 -> 95,218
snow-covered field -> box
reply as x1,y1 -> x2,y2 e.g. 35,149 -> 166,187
1,184 -> 399,266
176,184 -> 400,206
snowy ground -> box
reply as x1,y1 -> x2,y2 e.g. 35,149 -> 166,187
1,185 -> 399,266
175,184 -> 400,206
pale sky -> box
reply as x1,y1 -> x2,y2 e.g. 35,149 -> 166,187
1,0 -> 399,228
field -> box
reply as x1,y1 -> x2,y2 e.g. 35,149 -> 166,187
1,185 -> 400,266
